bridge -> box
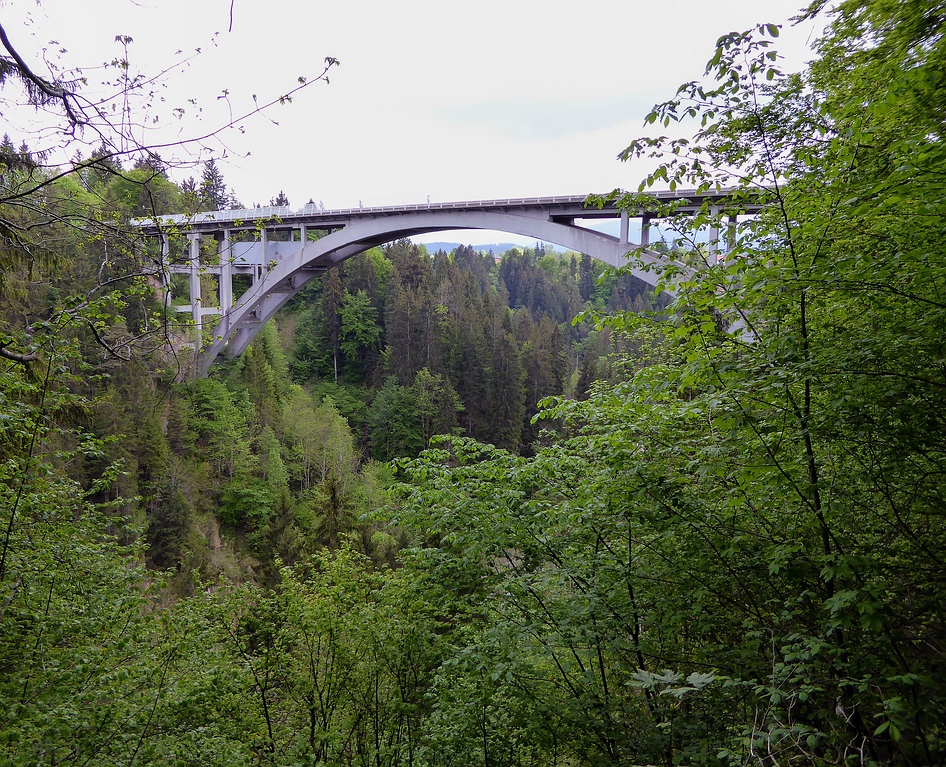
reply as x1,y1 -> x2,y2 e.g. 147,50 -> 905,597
136,189 -> 761,374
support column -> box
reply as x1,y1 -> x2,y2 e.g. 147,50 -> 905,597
726,215 -> 737,255
219,229 -> 233,312
188,232 -> 202,343
260,227 -> 269,276
640,214 -> 652,248
620,210 -> 629,246
160,234 -> 172,308
708,205 -> 721,265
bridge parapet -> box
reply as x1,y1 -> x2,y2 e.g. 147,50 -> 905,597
134,188 -> 761,234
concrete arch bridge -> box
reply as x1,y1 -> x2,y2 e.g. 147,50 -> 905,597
138,191 -> 756,375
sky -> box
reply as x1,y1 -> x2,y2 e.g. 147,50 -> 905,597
3,0 -> 825,245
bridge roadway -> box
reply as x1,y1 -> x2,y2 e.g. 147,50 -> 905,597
137,189 -> 760,374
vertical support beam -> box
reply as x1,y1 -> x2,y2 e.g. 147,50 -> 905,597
219,229 -> 233,312
251,227 -> 267,285
300,224 -> 307,244
260,227 -> 269,276
188,232 -> 202,343
640,214 -> 652,248
726,215 -> 737,255
708,205 -> 721,266
160,233 -> 172,307
619,210 -> 629,246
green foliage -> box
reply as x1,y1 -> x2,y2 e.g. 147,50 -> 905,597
289,301 -> 334,380
106,166 -> 182,217
0,345 -> 240,762
483,311 -> 527,451
284,234 -> 640,457
217,548 -> 444,765
147,476 -> 194,568
239,321 -> 289,427
187,377 -> 257,481
220,476 -> 274,528
368,376 -> 423,460
282,386 -> 354,491
499,245 -> 582,323
387,4 -> 946,765
412,366 -> 463,448
339,288 -> 382,374
307,378 -> 372,431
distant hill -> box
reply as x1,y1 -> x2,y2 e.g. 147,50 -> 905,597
417,241 -> 560,255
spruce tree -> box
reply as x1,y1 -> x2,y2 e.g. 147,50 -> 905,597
199,158 -> 228,210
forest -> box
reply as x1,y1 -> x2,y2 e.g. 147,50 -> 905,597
2,1 -> 946,765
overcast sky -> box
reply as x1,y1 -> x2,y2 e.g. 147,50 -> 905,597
4,0 -> 823,244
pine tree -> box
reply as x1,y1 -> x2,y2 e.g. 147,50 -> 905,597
578,252 -> 595,301
322,269 -> 344,382
199,158 -> 228,210
484,310 -> 526,451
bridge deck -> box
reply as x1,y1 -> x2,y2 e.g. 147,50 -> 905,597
134,188 -> 761,235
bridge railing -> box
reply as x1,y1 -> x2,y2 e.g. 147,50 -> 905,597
131,188 -> 761,232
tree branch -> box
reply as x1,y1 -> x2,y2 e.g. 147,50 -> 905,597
0,21 -> 85,128
0,342 -> 38,363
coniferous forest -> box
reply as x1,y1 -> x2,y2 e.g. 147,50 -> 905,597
2,2 -> 946,765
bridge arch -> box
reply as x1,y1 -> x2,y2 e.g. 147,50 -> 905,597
198,208 -> 669,374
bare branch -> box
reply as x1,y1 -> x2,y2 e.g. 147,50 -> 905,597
0,58 -> 339,208
0,21 -> 85,128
